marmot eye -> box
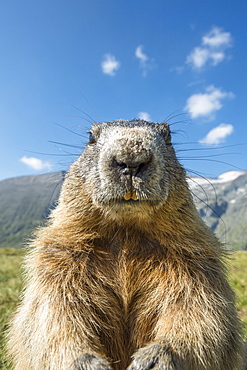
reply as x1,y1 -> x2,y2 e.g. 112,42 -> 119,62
88,132 -> 96,144
164,132 -> 171,145
161,123 -> 172,145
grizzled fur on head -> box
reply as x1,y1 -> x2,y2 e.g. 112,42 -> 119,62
73,119 -> 187,221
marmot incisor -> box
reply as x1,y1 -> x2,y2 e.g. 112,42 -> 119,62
7,120 -> 243,369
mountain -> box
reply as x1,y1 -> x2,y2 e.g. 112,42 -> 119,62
188,171 -> 247,250
0,170 -> 247,250
0,172 -> 65,248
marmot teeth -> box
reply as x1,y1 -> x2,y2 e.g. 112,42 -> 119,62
131,191 -> 138,200
123,192 -> 132,200
123,191 -> 138,201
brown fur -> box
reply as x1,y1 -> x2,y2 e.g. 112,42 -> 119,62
7,120 -> 243,369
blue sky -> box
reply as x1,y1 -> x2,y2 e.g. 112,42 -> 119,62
1,0 -> 247,181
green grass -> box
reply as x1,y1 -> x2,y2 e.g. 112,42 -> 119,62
0,249 -> 246,368
0,249 -> 24,369
229,251 -> 247,337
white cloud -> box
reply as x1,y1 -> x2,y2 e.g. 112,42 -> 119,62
202,27 -> 232,48
135,46 -> 148,63
135,45 -> 155,77
138,112 -> 151,121
199,123 -> 234,145
186,27 -> 233,70
209,51 -> 225,65
184,85 -> 234,120
20,156 -> 52,171
101,54 -> 120,76
187,47 -> 210,69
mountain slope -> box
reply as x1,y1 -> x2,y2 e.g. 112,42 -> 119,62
0,172 -> 65,248
188,171 -> 247,250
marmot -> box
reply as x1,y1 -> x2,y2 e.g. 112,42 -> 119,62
7,120 -> 243,369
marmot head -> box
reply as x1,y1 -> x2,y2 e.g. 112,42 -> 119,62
72,120 -> 187,221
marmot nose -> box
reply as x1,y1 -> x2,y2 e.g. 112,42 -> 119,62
114,159 -> 150,176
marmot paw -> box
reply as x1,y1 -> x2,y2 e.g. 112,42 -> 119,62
69,353 -> 112,370
127,343 -> 183,370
